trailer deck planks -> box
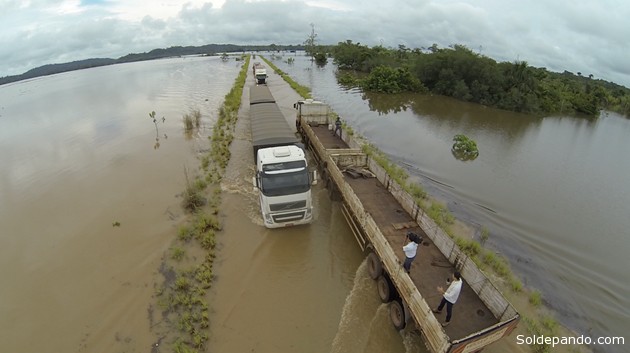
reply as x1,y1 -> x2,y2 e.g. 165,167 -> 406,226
310,124 -> 498,336
297,120 -> 519,353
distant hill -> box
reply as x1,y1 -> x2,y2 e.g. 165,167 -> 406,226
0,43 -> 303,86
0,58 -> 117,85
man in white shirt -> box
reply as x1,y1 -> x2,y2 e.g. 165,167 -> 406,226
433,271 -> 463,327
402,232 -> 421,273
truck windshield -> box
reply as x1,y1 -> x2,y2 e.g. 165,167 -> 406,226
260,169 -> 310,196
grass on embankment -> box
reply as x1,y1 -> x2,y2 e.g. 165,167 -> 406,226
151,54 -> 250,353
260,56 -> 311,99
260,57 -> 581,353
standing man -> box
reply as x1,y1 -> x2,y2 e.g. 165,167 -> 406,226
402,232 -> 421,274
333,116 -> 342,138
433,271 -> 463,327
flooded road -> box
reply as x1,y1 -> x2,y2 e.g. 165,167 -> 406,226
207,71 -> 417,352
3,51 -> 628,353
0,56 -> 240,352
1,56 -> 418,353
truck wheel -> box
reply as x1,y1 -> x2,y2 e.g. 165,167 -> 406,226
367,252 -> 383,280
301,131 -> 309,146
390,299 -> 406,330
328,179 -> 341,201
319,161 -> 327,176
327,179 -> 340,201
377,274 -> 397,303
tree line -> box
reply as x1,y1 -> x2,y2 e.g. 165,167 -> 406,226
321,41 -> 630,117
0,43 -> 303,86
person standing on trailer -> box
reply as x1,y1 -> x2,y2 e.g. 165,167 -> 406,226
333,116 -> 342,138
402,231 -> 421,273
433,271 -> 463,327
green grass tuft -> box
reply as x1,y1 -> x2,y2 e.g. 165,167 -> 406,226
171,247 -> 186,261
530,290 -> 543,307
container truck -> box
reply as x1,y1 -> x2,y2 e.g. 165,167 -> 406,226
250,85 -> 316,228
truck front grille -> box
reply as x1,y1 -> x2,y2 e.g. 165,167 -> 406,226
272,211 -> 306,223
269,200 -> 307,212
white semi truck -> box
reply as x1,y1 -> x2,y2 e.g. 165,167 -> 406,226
252,62 -> 268,84
250,85 -> 316,228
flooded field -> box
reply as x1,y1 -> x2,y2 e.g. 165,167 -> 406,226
0,56 -> 240,352
3,52 -> 628,353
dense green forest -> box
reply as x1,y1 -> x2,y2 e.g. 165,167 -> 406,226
0,43 -> 303,86
318,41 -> 630,117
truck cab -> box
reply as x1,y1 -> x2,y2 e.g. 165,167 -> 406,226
294,99 -> 331,127
254,145 -> 315,228
253,62 -> 267,84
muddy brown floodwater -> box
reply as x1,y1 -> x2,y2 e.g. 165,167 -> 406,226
0,56 -> 240,352
207,66 -> 423,353
269,53 -> 630,353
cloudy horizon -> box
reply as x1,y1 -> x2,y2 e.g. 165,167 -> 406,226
2,0 -> 629,87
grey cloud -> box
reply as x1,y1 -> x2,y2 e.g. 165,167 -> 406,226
141,16 -> 167,30
1,0 -> 629,87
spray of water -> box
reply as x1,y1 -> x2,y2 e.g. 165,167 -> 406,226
401,328 -> 428,353
329,260 -> 426,353
221,162 -> 264,226
330,260 -> 380,353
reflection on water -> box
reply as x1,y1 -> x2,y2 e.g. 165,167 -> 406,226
270,52 -> 630,352
360,91 -> 415,115
0,56 -> 240,353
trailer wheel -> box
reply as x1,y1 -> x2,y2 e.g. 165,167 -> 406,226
389,299 -> 406,330
327,179 -> 341,201
377,274 -> 397,303
319,161 -> 328,177
367,252 -> 383,280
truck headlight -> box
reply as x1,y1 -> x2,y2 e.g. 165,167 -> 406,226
264,213 -> 273,224
305,207 -> 312,219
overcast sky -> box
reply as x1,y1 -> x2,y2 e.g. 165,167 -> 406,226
2,0 -> 629,87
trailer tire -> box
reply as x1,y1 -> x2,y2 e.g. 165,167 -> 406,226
390,299 -> 406,330
326,178 -> 341,201
377,274 -> 397,303
319,163 -> 327,179
367,252 -> 383,280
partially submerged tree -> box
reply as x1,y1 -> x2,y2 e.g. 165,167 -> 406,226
304,23 -> 318,61
148,111 -> 166,149
452,134 -> 479,161
314,52 -> 327,66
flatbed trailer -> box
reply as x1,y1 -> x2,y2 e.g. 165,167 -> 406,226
296,114 -> 519,353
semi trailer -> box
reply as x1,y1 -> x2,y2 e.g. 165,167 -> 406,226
294,99 -> 520,353
249,85 -> 316,228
